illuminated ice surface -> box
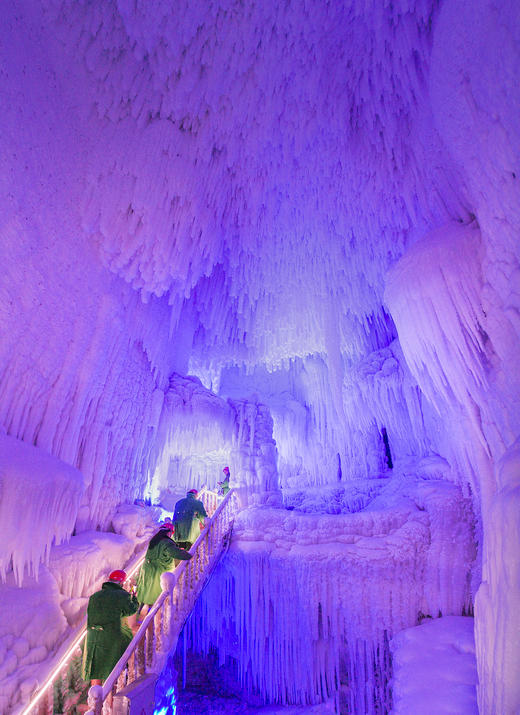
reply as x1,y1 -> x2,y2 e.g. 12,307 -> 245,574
390,616 -> 478,715
0,0 -> 519,713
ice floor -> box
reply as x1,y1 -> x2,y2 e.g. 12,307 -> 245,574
390,616 -> 478,714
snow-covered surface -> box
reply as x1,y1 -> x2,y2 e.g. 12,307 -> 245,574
0,432 -> 84,583
390,616 -> 478,714
0,568 -> 68,714
189,475 -> 475,712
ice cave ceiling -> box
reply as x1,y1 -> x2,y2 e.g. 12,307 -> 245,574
2,0 -> 484,373
0,0 -> 518,532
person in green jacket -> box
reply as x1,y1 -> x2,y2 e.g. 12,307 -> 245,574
218,466 -> 230,495
82,569 -> 138,685
136,523 -> 192,616
172,489 -> 208,549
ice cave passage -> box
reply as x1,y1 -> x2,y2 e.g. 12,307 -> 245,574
0,1 -> 519,714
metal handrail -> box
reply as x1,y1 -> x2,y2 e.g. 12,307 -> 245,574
85,487 -> 239,715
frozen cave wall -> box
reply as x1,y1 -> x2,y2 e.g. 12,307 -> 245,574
149,372 -> 280,507
188,474 -> 476,712
0,0 -> 518,713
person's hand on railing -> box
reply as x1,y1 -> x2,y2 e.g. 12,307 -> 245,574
124,576 -> 137,593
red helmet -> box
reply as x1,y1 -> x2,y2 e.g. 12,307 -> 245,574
223,466 -> 230,474
187,488 -> 198,495
108,570 -> 127,583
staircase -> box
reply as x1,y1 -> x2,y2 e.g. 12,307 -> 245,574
21,487 -> 240,715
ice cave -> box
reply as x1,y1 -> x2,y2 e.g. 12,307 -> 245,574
0,1 -> 518,714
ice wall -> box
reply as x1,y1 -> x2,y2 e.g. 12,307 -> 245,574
188,475 -> 475,712
0,433 -> 84,583
383,4 -> 520,706
474,441 -> 520,715
385,219 -> 519,712
150,372 -> 280,506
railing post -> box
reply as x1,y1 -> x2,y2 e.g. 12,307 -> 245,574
137,632 -> 146,677
146,619 -> 154,667
86,684 -> 103,715
160,571 -> 175,645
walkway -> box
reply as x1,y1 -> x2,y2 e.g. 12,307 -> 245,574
22,487 -> 240,715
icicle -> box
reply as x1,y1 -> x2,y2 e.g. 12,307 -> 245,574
0,433 -> 84,584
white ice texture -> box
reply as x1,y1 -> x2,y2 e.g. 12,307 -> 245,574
390,616 -> 478,714
0,0 -> 518,712
188,474 -> 475,713
0,432 -> 84,583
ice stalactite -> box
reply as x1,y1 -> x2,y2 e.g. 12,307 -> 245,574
31,0 -> 461,376
219,356 -> 389,490
342,340 -> 430,460
0,201 -> 175,532
150,372 -> 280,506
228,398 -> 280,505
150,372 -> 235,502
0,433 -> 84,584
385,222 -> 487,422
188,475 -> 475,711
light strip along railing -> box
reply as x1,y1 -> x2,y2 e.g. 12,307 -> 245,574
86,487 -> 239,715
21,487 -> 224,715
20,545 -> 151,715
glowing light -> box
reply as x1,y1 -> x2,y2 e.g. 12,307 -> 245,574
153,685 -> 176,715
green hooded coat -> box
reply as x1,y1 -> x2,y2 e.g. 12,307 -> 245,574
136,533 -> 192,606
82,582 -> 138,681
173,493 -> 208,544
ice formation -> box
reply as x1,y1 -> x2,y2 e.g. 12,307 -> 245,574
151,372 -> 279,507
390,616 -> 478,714
0,0 -> 518,712
0,568 -> 68,714
0,432 -> 84,583
187,475 -> 475,712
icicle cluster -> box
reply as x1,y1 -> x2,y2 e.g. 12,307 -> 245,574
4,0 -> 470,377
189,475 -> 475,711
385,223 -> 487,420
0,433 -> 84,583
48,531 -> 134,600
150,373 -> 280,506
